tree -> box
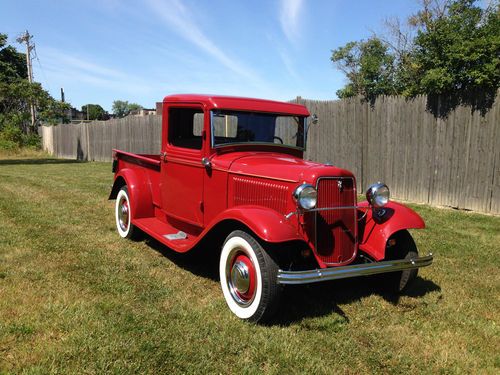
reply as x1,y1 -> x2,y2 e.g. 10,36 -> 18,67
406,0 -> 500,97
331,37 -> 397,100
112,100 -> 143,118
0,32 -> 70,135
331,0 -> 500,107
128,102 -> 142,112
112,100 -> 129,118
39,100 -> 71,125
0,33 -> 27,82
81,104 -> 107,121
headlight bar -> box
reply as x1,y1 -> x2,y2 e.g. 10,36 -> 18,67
285,205 -> 368,220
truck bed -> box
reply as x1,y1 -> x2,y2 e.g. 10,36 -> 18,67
113,149 -> 161,169
113,148 -> 161,209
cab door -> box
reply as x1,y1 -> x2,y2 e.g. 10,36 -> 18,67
160,104 -> 206,227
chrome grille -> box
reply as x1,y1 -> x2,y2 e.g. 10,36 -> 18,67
315,177 -> 357,265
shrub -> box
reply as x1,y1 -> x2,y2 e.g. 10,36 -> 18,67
0,124 -> 41,150
22,132 -> 41,149
0,138 -> 19,151
0,124 -> 23,144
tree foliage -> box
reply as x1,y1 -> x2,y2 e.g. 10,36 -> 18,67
81,104 -> 108,121
407,0 -> 500,96
331,0 -> 500,106
112,100 -> 143,118
0,34 -> 27,82
332,38 -> 397,100
0,32 -> 70,137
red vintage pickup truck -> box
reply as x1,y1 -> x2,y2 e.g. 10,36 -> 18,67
110,94 -> 433,322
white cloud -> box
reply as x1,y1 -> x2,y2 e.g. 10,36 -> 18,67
35,47 -> 155,99
279,0 -> 304,44
145,0 -> 263,85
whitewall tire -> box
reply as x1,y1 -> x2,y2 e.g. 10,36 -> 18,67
219,230 -> 281,323
115,186 -> 139,239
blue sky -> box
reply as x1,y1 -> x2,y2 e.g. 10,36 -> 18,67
1,0 -> 420,111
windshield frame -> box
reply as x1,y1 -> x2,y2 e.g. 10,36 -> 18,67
209,110 -> 307,151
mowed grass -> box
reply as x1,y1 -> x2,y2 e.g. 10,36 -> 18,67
0,151 -> 499,374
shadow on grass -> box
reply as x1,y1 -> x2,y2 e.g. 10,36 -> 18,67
143,236 -> 441,325
0,158 -> 85,165
273,276 -> 440,326
144,237 -> 220,281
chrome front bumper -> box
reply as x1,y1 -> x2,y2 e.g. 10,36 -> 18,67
277,253 -> 433,285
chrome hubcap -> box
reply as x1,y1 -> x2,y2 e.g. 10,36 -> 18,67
226,249 -> 256,307
118,198 -> 129,232
231,261 -> 250,294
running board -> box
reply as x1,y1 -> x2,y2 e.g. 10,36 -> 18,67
277,254 -> 433,285
133,217 -> 197,252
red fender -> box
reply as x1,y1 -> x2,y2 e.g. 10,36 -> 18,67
110,168 -> 154,220
357,201 -> 425,261
210,206 -> 302,243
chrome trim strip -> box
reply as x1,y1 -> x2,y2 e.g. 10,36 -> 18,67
309,205 -> 365,212
277,253 -> 433,285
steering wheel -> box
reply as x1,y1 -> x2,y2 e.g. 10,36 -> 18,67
273,136 -> 283,144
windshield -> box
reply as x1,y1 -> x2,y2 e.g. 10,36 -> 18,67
211,110 -> 306,149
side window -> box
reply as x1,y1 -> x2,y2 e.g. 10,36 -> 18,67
168,108 -> 204,150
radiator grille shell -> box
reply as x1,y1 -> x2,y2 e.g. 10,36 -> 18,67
314,177 -> 357,265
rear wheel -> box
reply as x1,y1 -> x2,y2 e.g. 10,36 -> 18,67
219,230 -> 282,323
381,230 -> 419,293
115,186 -> 140,240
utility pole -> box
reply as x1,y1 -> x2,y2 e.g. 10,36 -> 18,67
16,30 -> 36,131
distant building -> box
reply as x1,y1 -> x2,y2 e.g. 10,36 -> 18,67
68,107 -> 86,121
129,108 -> 156,116
67,107 -> 110,123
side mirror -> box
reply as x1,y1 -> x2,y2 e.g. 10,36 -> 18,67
304,114 -> 318,147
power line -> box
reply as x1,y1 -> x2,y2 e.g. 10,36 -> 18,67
32,44 -> 53,94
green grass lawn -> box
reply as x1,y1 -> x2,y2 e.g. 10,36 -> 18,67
0,151 -> 499,374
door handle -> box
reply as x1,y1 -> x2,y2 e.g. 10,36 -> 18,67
160,152 -> 167,162
201,157 -> 212,168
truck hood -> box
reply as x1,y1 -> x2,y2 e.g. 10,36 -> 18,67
216,152 -> 354,183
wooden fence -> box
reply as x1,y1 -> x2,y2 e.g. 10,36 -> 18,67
40,95 -> 500,214
40,115 -> 162,162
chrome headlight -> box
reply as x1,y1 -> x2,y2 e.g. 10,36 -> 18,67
293,183 -> 317,209
366,183 -> 390,207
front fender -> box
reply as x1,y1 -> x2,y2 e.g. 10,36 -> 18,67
109,168 -> 154,219
211,206 -> 302,243
357,201 -> 425,261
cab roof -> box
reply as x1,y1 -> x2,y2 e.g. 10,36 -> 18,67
163,94 -> 310,116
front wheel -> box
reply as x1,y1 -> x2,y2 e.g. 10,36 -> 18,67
219,230 -> 282,323
381,230 -> 419,293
